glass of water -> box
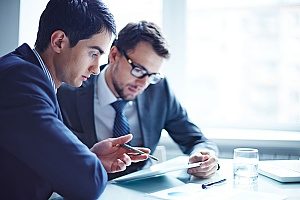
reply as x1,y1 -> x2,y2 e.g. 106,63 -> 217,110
233,148 -> 259,186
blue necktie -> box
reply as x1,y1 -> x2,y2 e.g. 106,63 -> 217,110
111,100 -> 130,138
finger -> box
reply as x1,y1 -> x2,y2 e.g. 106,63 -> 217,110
111,134 -> 133,146
111,159 -> 126,173
119,153 -> 132,166
133,147 -> 151,154
189,154 -> 209,163
187,162 -> 219,178
129,154 -> 148,162
200,157 -> 218,169
187,157 -> 218,176
187,163 -> 214,174
199,151 -> 210,155
121,146 -> 151,156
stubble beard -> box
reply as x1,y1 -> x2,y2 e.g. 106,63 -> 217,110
112,78 -> 136,101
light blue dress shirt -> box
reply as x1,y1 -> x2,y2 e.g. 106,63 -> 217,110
93,67 -> 143,146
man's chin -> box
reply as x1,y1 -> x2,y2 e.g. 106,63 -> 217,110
122,93 -> 138,101
65,81 -> 83,88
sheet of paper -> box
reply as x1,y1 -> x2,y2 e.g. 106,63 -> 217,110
147,183 -> 287,200
113,156 -> 195,182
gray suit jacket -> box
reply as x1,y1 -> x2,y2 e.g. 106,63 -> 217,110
57,67 -> 218,178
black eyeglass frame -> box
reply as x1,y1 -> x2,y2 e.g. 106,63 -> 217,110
121,50 -> 164,84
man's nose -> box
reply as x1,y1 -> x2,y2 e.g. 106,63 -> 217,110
135,75 -> 149,86
89,58 -> 101,75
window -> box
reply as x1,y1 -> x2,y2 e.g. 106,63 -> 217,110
106,0 -> 300,132
184,0 -> 300,131
19,0 -> 300,132
105,0 -> 163,32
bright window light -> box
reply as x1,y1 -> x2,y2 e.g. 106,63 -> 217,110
184,0 -> 300,131
105,0 -> 300,131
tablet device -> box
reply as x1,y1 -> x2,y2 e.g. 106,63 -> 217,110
258,160 -> 300,183
112,156 -> 201,182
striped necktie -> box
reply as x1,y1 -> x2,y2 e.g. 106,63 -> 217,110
111,100 -> 130,137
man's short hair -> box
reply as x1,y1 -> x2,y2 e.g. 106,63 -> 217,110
113,21 -> 170,59
35,0 -> 116,52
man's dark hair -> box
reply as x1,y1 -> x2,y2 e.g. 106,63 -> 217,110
113,21 -> 170,59
35,0 -> 116,52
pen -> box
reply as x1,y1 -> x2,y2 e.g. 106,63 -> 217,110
201,178 -> 227,189
121,143 -> 159,161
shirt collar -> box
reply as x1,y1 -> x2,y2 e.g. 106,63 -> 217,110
95,66 -> 118,107
32,48 -> 57,93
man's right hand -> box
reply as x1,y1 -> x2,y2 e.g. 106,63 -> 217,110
90,134 -> 150,173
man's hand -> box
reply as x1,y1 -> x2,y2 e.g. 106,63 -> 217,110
187,151 -> 218,178
90,134 -> 150,173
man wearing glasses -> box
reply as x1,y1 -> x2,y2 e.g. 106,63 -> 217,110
57,21 -> 219,180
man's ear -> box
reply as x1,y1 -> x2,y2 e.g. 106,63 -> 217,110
50,30 -> 68,53
109,46 -> 121,64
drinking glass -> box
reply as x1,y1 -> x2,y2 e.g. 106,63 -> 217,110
233,148 -> 259,186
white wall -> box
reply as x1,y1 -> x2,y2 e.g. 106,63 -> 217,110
0,0 -> 20,56
0,0 -> 47,55
19,0 -> 48,48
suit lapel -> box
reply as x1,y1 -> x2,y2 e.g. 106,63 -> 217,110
76,77 -> 98,147
136,94 -> 152,149
15,43 -> 40,67
56,101 -> 63,121
17,44 -> 63,120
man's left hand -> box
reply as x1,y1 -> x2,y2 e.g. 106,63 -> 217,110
187,151 -> 218,178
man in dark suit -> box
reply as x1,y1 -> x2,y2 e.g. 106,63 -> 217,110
0,1 -> 150,199
57,21 -> 219,180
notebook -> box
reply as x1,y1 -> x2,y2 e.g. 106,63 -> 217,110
258,160 -> 300,183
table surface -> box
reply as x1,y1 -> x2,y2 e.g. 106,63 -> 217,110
98,157 -> 300,200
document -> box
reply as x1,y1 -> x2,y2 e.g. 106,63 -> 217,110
147,183 -> 287,200
113,156 -> 195,182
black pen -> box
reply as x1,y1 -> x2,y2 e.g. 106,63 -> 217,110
201,178 -> 227,189
121,143 -> 159,161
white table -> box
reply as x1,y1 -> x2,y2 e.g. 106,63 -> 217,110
98,157 -> 300,200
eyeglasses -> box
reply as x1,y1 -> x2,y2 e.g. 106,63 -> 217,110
121,50 -> 164,84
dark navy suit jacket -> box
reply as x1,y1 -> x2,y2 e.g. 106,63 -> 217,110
0,44 -> 107,200
57,64 -> 218,179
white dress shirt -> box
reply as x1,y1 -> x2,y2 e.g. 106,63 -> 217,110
32,48 -> 56,93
